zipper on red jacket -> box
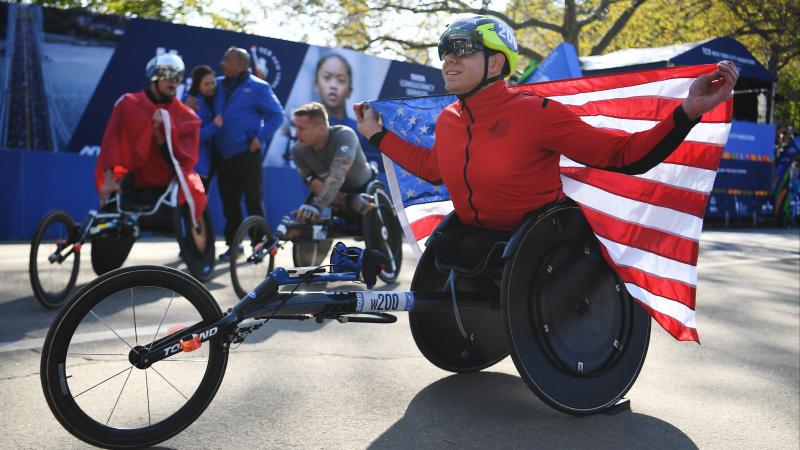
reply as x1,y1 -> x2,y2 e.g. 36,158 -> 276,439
461,101 -> 483,228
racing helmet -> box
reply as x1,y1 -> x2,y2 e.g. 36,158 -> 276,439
437,15 -> 519,78
146,53 -> 185,82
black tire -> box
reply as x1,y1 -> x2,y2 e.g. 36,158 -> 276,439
292,240 -> 333,267
175,204 -> 216,282
40,265 -> 228,449
91,233 -> 135,276
501,205 -> 650,415
29,210 -> 81,309
230,215 -> 275,299
363,185 -> 403,283
409,246 -> 508,373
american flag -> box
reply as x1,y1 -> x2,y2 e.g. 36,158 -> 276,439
371,64 -> 733,342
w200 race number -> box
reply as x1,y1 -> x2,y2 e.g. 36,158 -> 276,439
355,292 -> 414,312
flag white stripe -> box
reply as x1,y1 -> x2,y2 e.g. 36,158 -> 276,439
560,156 -> 718,194
625,283 -> 697,328
548,78 -> 694,105
597,235 -> 697,286
562,176 -> 703,239
636,163 -> 718,193
578,116 -> 731,146
383,154 -> 424,260
405,200 -> 454,222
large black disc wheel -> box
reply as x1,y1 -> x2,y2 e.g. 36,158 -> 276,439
230,215 -> 275,299
409,246 -> 508,373
175,204 -> 216,282
363,185 -> 403,283
29,210 -> 81,309
501,205 -> 650,415
292,240 -> 333,268
40,266 -> 228,449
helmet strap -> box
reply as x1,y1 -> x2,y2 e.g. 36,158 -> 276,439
457,51 -> 503,101
150,80 -> 174,103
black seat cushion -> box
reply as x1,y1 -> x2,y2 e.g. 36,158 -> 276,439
433,224 -> 511,274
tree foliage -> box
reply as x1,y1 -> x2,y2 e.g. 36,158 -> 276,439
273,0 -> 798,126
30,0 -> 254,32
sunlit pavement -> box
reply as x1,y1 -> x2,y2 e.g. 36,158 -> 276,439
1,229 -> 798,449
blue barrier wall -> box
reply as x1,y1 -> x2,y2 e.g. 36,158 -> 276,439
0,149 -> 311,240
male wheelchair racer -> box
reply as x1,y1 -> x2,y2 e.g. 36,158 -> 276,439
39,198 -> 651,448
28,175 -> 216,309
227,178 -> 404,299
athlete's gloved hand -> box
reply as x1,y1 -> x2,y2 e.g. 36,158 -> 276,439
296,203 -> 321,223
348,193 -> 376,215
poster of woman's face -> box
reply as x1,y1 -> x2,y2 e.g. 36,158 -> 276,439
264,46 -> 391,167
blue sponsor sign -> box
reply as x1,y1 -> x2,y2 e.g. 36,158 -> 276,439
724,121 -> 776,158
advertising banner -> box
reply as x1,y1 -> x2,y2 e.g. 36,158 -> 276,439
0,3 -> 445,238
706,121 -> 776,219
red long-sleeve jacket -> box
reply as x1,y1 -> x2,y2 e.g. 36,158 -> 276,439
376,81 -> 697,231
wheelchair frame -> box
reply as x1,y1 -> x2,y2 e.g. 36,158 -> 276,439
40,201 -> 650,448
28,181 -> 214,308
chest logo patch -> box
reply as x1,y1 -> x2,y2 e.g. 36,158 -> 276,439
339,145 -> 350,153
489,119 -> 510,137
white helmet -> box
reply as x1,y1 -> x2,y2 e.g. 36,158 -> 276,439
146,53 -> 185,82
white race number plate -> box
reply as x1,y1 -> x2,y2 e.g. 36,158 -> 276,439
355,292 -> 415,312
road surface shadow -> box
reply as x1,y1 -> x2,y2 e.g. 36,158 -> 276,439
368,372 -> 697,450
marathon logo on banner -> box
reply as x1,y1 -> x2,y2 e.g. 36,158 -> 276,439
249,45 -> 283,89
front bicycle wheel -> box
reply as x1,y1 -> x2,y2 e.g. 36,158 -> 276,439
29,210 -> 81,308
230,215 -> 275,299
40,265 -> 228,449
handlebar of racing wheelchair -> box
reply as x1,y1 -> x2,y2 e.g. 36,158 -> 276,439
128,244 -> 497,370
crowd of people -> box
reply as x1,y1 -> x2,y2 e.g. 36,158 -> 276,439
96,46 -> 381,261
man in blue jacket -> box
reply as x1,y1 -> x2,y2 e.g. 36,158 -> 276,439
214,47 -> 284,260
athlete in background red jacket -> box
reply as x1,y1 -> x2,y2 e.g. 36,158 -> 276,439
355,15 -> 738,266
96,54 -> 206,221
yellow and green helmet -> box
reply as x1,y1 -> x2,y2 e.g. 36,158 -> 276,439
437,15 -> 519,77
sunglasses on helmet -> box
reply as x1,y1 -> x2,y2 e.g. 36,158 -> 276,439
437,30 -> 485,60
155,68 -> 183,83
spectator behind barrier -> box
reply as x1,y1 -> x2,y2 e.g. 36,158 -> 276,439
213,47 -> 285,261
183,64 -> 223,189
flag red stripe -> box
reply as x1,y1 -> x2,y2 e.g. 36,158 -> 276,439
410,215 -> 446,240
562,168 -> 709,217
637,302 -> 700,342
664,142 -> 725,171
596,244 -> 697,309
580,206 -> 699,264
519,64 -> 717,97
564,97 -> 731,123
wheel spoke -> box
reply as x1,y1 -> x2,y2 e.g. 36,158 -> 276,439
72,366 -> 133,398
90,310 -> 134,349
106,367 -> 134,426
149,366 -> 188,400
149,291 -> 176,350
145,370 -> 151,426
131,288 -> 139,346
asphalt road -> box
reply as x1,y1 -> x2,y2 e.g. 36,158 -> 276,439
1,229 -> 798,449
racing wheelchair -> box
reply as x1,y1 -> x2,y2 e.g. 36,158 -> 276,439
28,177 -> 216,309
40,199 -> 651,448
227,178 -> 404,299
